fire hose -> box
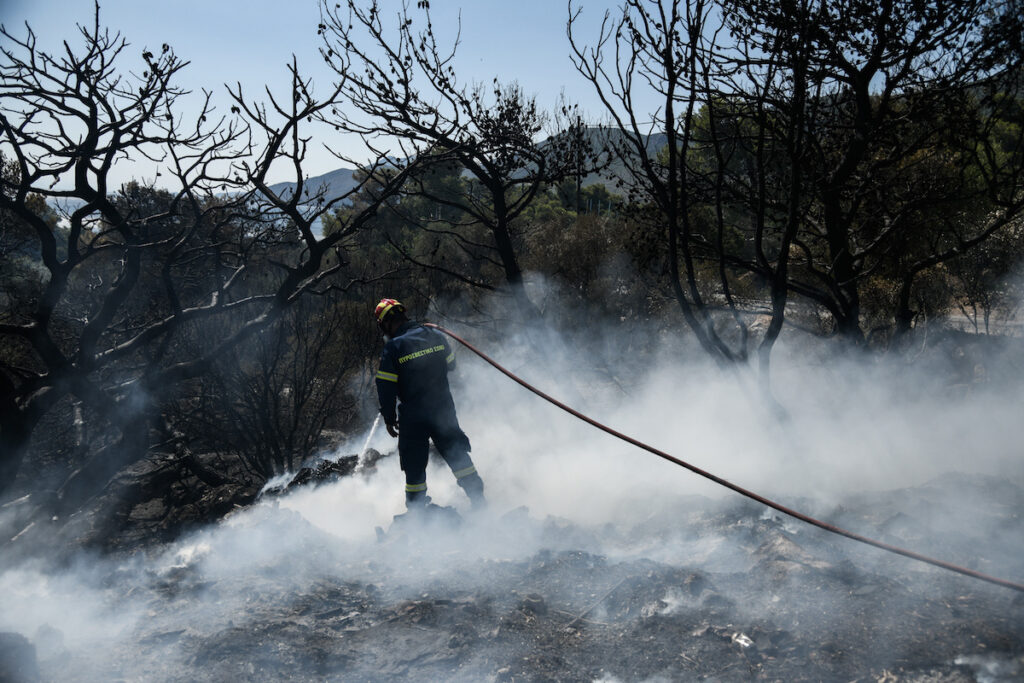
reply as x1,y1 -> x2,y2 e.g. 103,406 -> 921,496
424,323 -> 1024,594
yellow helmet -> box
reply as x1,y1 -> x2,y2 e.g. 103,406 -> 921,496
373,298 -> 405,323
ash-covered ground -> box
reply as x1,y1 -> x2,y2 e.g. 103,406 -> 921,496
3,463 -> 1023,682
3,328 -> 1024,681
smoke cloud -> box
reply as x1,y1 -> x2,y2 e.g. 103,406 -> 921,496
1,288 -> 1022,680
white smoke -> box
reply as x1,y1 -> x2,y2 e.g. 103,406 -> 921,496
1,290 -> 1022,679
445,316 -> 1024,525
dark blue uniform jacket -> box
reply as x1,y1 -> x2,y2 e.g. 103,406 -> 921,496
375,322 -> 457,426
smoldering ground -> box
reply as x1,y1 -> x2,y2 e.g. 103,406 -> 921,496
2,306 -> 1023,681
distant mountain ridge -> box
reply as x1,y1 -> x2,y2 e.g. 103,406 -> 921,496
266,129 -> 668,203
267,167 -> 359,203
43,131 -> 664,212
575,128 -> 668,191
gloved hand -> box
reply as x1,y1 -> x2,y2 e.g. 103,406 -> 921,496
385,419 -> 399,438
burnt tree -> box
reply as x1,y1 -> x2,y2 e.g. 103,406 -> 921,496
0,11 -> 417,510
570,0 -> 1024,375
569,0 -> 755,368
319,0 -> 600,320
722,0 -> 1024,346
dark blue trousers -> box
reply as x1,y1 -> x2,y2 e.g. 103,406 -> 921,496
398,413 -> 483,506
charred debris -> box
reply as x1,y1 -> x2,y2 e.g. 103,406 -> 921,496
2,446 -> 1023,682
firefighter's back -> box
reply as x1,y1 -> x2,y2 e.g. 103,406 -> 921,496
390,324 -> 456,419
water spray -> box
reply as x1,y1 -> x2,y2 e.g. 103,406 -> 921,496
357,414 -> 382,471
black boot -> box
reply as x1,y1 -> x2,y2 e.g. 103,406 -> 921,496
457,472 -> 487,510
405,484 -> 430,511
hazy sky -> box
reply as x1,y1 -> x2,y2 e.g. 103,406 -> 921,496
1,0 -> 627,184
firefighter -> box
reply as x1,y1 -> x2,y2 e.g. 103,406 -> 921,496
373,298 -> 486,512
